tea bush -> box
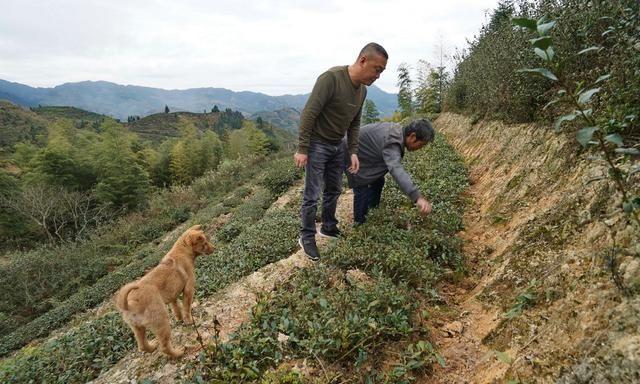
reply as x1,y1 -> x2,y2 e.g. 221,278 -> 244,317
216,187 -> 274,243
445,0 -> 640,136
0,194 -> 300,381
0,155 -> 294,356
182,134 -> 469,382
187,266 -> 414,382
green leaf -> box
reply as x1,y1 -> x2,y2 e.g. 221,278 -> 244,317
496,351 -> 513,364
576,127 -> 599,147
367,300 -> 380,310
534,48 -> 547,61
615,148 -> 640,155
622,197 -> 640,214
533,46 -> 555,62
545,46 -> 555,61
537,21 -> 556,35
595,74 -> 611,84
512,17 -> 537,30
554,113 -> 577,131
517,68 -> 558,81
530,36 -> 553,50
604,134 -> 623,147
577,46 -> 601,55
435,352 -> 446,368
602,28 -> 615,37
543,99 -> 560,110
578,88 -> 600,105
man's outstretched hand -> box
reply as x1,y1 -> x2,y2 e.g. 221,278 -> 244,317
416,197 -> 432,215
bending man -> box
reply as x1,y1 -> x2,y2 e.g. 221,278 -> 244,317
345,119 -> 434,224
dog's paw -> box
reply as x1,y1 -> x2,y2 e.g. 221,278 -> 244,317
140,341 -> 158,353
183,317 -> 194,325
168,348 -> 185,359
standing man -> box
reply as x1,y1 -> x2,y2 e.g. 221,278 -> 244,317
295,42 -> 388,261
345,119 -> 435,225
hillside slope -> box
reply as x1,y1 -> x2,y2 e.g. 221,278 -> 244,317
0,101 -> 48,153
427,113 -> 639,383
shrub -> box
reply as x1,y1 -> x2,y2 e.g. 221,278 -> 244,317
188,266 -> 414,382
445,0 -> 640,135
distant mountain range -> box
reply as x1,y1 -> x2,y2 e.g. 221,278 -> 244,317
0,79 -> 398,123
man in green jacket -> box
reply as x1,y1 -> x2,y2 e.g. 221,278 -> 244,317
294,42 -> 388,261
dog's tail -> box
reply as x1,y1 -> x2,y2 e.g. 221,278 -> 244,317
115,283 -> 138,311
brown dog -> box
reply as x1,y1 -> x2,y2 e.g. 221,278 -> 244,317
115,224 -> 214,358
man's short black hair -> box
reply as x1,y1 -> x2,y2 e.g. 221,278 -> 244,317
404,119 -> 435,142
359,42 -> 388,60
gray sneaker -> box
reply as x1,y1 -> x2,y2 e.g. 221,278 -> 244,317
298,238 -> 320,261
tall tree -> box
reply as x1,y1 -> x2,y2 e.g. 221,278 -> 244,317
415,60 -> 449,114
397,63 -> 413,118
198,131 -> 223,173
94,121 -> 149,210
362,100 -> 381,125
169,141 -> 191,184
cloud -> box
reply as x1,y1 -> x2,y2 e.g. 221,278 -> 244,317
0,0 -> 500,94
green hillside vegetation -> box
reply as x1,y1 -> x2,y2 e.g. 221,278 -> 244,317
31,105 -> 115,125
185,136 -> 467,382
0,134 -> 466,383
126,110 -> 221,143
445,0 -> 639,136
0,100 -> 294,250
250,107 -> 301,133
0,157 -> 302,381
0,101 -> 48,157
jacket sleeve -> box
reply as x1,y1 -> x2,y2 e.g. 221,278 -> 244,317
382,141 -> 422,203
298,72 -> 334,154
346,88 -> 366,155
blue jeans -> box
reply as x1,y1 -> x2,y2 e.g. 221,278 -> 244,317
300,140 -> 345,241
353,176 -> 385,225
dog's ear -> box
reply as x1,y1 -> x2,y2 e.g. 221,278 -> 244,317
188,224 -> 202,231
189,231 -> 207,246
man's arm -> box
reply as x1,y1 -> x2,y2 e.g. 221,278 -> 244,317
297,72 -> 334,155
346,90 -> 366,156
382,142 -> 421,202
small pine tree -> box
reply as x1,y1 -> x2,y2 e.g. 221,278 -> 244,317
362,100 -> 381,125
397,63 -> 413,118
164,105 -> 170,114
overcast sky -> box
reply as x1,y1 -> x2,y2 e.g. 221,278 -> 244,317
0,0 -> 500,95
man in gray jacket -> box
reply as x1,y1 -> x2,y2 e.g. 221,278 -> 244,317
345,119 -> 434,224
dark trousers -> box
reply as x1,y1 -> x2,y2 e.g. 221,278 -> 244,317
353,176 -> 385,225
300,140 -> 345,241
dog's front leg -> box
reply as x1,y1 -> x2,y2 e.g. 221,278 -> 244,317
170,300 -> 183,322
182,281 -> 194,324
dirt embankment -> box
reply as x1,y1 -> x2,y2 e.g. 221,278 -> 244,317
424,113 -> 639,383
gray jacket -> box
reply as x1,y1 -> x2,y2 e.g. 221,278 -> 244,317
344,122 -> 422,202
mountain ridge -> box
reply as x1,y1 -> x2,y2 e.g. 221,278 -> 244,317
0,79 -> 397,121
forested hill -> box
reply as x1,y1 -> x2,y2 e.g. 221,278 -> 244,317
0,79 -> 398,121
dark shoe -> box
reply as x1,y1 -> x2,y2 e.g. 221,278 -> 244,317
299,238 -> 320,261
318,226 -> 341,239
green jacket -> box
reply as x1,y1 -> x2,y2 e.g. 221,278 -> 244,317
298,66 -> 366,155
